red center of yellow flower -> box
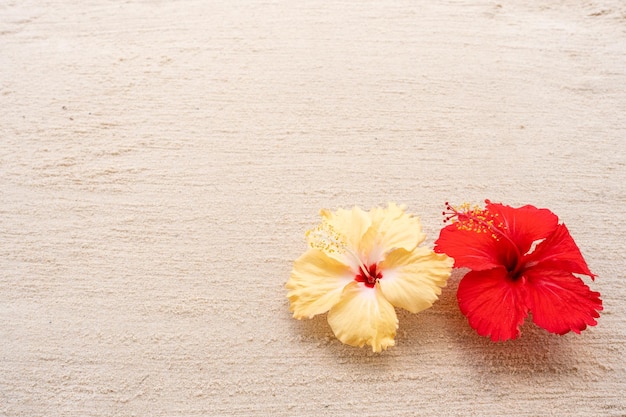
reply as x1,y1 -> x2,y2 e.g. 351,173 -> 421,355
354,263 -> 383,288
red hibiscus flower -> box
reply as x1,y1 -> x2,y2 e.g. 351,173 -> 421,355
434,200 -> 602,341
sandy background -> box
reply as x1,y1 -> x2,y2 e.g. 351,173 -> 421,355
2,1 -> 625,416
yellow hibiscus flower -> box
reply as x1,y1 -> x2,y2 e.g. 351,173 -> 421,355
286,203 -> 453,352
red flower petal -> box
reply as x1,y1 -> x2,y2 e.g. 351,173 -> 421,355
457,268 -> 529,341
524,267 -> 602,335
486,201 -> 558,255
524,224 -> 595,278
435,226 -> 512,271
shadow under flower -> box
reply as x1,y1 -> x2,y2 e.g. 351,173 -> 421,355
286,309 -> 400,371
440,269 -> 584,378
286,268 -> 590,377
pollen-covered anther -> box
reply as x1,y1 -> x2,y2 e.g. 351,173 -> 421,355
442,202 -> 503,239
306,221 -> 376,281
305,222 -> 347,254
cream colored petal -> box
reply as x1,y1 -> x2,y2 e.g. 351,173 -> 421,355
327,282 -> 398,352
286,249 -> 354,319
360,203 -> 426,263
320,206 -> 371,250
378,247 -> 453,314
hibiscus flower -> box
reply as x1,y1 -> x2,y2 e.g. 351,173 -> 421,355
434,200 -> 602,341
286,203 -> 453,352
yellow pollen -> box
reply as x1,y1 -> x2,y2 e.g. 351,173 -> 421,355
306,222 -> 347,254
445,202 -> 504,240
305,221 -> 374,280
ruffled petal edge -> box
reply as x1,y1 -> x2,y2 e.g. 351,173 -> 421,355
286,249 -> 354,319
327,282 -> 398,352
378,247 -> 452,313
457,268 -> 529,341
524,267 -> 602,335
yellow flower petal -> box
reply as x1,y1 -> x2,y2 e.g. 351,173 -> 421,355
286,249 -> 354,319
361,203 -> 426,263
317,206 -> 371,266
378,247 -> 453,313
327,282 -> 398,352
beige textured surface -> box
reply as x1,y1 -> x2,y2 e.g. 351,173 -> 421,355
1,1 -> 625,416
